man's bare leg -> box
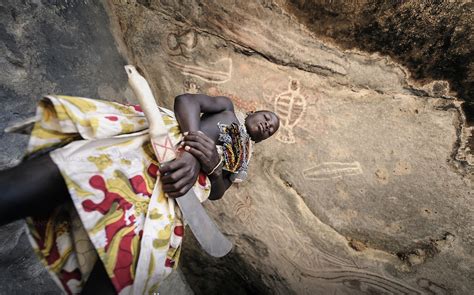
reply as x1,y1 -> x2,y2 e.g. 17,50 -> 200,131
81,259 -> 117,295
0,153 -> 117,294
0,153 -> 70,226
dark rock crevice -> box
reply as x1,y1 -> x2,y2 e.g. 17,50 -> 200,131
396,232 -> 455,267
445,102 -> 473,176
284,0 -> 474,122
180,231 -> 295,295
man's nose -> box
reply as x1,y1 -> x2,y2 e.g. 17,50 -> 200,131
264,121 -> 269,130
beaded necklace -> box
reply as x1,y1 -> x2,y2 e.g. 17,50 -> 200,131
217,111 -> 253,183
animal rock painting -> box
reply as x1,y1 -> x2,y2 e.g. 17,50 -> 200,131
303,162 -> 363,180
166,29 -> 198,58
274,79 -> 307,144
168,58 -> 232,84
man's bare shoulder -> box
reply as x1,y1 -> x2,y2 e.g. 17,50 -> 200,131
176,93 -> 234,112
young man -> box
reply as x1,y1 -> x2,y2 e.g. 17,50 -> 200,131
0,93 -> 279,294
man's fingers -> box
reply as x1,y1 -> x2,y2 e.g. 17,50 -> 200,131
196,130 -> 215,144
183,135 -> 214,156
157,149 -> 200,197
183,141 -> 209,156
184,132 -> 214,146
159,158 -> 186,174
161,165 -> 188,184
163,174 -> 195,197
166,182 -> 194,198
184,134 -> 209,147
184,145 -> 207,161
162,175 -> 188,192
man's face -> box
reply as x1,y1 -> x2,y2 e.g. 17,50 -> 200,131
245,111 -> 280,142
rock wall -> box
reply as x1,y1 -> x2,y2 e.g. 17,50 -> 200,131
108,1 -> 473,294
285,0 -> 474,123
0,0 -> 472,294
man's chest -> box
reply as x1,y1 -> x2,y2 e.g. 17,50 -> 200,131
199,111 -> 238,143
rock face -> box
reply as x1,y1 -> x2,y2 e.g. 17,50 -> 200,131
0,0 -> 130,169
0,0 -> 472,294
109,1 -> 473,294
285,1 -> 474,122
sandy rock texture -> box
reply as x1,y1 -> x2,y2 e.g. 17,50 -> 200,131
108,0 -> 473,294
0,0 -> 472,294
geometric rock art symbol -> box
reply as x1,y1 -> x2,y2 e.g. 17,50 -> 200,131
233,194 -> 253,222
274,78 -> 307,144
310,270 -> 423,294
167,29 -> 198,58
168,57 -> 232,84
152,135 -> 176,163
303,161 -> 362,180
183,79 -> 200,94
417,278 -> 448,295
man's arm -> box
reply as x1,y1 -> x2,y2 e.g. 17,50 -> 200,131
182,131 -> 233,200
174,94 -> 234,133
160,95 -> 233,198
208,169 -> 233,201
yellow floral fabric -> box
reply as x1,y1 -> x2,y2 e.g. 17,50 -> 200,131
24,95 -> 210,295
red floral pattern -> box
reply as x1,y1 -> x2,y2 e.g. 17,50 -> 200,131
23,96 -> 211,295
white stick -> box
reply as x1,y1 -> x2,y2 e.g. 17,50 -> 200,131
125,66 -> 165,138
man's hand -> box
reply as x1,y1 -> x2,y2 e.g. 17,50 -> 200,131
182,131 -> 220,174
159,151 -> 200,198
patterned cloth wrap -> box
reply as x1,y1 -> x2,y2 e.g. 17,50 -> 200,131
23,95 -> 212,295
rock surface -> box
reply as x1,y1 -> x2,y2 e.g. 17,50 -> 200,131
109,1 -> 473,294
